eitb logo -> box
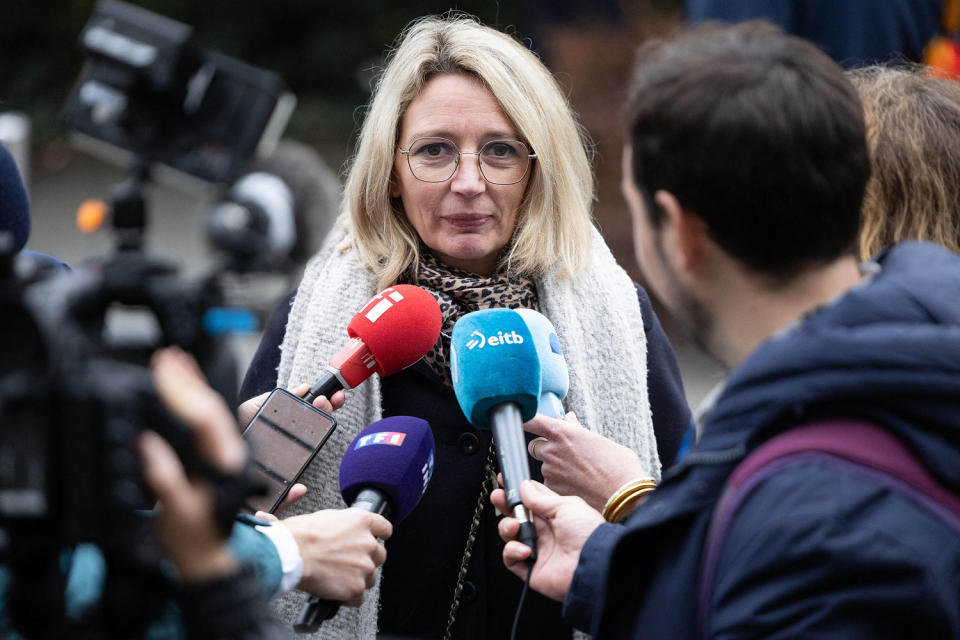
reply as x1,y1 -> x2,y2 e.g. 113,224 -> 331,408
465,329 -> 525,349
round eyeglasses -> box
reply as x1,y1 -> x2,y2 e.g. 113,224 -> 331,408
398,137 -> 536,185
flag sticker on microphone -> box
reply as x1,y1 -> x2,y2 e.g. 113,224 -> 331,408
354,431 -> 407,449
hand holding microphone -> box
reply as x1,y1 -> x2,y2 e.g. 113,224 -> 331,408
524,413 -> 648,513
236,383 -> 343,430
295,416 -> 435,633
451,308 -> 541,561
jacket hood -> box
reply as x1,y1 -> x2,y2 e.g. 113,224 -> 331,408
699,241 -> 960,490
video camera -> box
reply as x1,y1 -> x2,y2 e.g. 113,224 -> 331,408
0,1 -> 299,636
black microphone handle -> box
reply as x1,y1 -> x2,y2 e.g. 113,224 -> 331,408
489,403 -> 538,563
304,369 -> 344,403
293,488 -> 393,634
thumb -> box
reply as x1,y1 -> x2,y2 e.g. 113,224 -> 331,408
254,511 -> 280,523
518,480 -> 564,517
137,430 -> 188,503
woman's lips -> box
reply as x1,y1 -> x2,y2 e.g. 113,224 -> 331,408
443,214 -> 490,229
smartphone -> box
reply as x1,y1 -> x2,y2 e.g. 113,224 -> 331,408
240,388 -> 336,514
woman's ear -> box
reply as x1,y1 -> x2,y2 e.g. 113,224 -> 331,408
654,190 -> 706,274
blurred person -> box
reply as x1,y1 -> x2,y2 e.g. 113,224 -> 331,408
0,135 -> 387,621
145,349 -> 391,630
0,347 -> 391,639
851,63 -> 960,258
238,13 -> 691,639
686,0 -> 942,67
138,347 -> 288,639
497,21 -> 960,638
0,142 -> 67,272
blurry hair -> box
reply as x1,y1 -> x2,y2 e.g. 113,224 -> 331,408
850,64 -> 960,259
624,21 -> 870,283
342,14 -> 595,288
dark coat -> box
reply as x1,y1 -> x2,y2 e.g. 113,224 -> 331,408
565,242 -> 960,639
240,285 -> 691,639
685,0 -> 942,68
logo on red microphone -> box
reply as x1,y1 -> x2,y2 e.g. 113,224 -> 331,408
360,287 -> 406,323
354,431 -> 407,449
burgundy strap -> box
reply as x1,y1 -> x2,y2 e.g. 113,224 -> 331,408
727,420 -> 960,513
698,419 -> 960,639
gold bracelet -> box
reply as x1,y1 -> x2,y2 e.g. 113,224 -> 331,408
606,486 -> 656,523
602,477 -> 657,523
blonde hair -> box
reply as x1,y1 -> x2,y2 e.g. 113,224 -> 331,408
341,14 -> 595,288
850,64 -> 960,259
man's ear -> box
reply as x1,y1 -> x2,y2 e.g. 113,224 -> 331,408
654,190 -> 705,274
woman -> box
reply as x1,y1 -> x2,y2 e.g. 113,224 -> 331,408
850,64 -> 960,259
240,14 -> 690,639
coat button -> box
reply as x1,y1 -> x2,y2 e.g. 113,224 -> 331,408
458,432 -> 480,455
462,580 -> 478,604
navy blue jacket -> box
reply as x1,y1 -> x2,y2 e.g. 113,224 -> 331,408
686,0 -> 942,68
240,285 -> 691,639
565,242 -> 960,638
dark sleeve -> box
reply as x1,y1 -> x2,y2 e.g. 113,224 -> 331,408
562,522 -> 624,634
708,466 -> 957,639
238,292 -> 295,403
636,283 -> 691,468
177,564 -> 289,640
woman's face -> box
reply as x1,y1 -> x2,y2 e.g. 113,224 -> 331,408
391,74 -> 530,276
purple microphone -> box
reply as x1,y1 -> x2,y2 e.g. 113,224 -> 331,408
295,416 -> 434,633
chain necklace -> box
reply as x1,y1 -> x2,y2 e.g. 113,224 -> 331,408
443,443 -> 498,640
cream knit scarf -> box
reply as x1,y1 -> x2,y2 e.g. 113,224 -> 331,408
270,222 -> 659,638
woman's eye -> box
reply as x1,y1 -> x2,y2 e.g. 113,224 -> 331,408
414,141 -> 454,157
487,142 -> 516,157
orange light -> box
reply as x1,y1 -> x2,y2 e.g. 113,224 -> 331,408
926,37 -> 960,80
76,199 -> 108,234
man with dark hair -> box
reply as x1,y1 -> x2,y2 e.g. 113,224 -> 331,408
495,21 -> 960,638
625,21 -> 869,280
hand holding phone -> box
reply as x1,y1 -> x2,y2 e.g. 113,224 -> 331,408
240,388 -> 337,514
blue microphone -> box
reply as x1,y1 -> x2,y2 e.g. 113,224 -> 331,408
516,309 -> 568,419
451,308 -> 540,560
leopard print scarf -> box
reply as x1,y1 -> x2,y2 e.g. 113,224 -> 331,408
404,249 -> 539,386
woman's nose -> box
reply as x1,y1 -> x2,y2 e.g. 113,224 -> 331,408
450,153 -> 486,195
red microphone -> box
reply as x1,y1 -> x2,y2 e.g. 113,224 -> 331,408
304,285 -> 441,401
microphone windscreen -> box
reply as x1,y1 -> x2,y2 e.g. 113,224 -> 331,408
339,416 -> 435,523
450,308 -> 541,430
516,309 -> 569,401
348,285 -> 441,376
0,144 -> 30,251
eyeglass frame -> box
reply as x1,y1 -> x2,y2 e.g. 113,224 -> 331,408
396,136 -> 537,185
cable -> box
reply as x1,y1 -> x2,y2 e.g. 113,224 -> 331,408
510,562 -> 534,640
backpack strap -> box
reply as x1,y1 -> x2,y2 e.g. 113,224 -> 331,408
697,419 -> 960,639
